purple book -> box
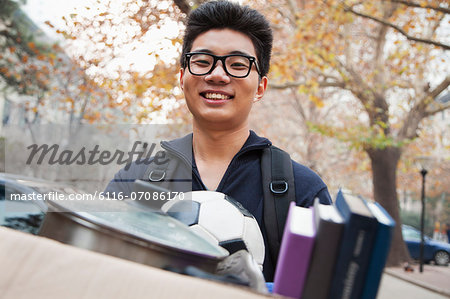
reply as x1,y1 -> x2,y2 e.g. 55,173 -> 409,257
273,202 -> 316,298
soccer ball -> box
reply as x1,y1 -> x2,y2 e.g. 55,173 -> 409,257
161,191 -> 265,268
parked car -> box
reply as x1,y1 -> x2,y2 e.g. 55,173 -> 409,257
402,224 -> 450,266
0,173 -> 85,234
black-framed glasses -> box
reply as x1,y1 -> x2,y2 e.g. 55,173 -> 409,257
184,52 -> 261,78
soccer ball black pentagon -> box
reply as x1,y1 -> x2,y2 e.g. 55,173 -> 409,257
161,191 -> 265,268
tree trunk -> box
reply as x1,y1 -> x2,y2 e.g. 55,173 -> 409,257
366,146 -> 411,266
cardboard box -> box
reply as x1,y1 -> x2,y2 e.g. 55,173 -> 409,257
0,227 -> 279,299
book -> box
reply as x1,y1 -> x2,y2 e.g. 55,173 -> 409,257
302,198 -> 344,299
273,202 -> 316,299
361,202 -> 395,299
328,190 -> 378,299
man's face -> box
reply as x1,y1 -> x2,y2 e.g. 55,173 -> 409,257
180,29 -> 267,130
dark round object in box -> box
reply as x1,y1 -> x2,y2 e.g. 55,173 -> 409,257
39,199 -> 228,273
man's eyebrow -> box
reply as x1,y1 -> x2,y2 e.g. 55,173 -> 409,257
191,49 -> 213,53
229,50 -> 252,56
191,49 -> 253,56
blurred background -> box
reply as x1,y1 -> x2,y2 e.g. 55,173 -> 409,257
0,0 -> 449,267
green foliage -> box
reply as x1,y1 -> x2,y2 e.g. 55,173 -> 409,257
0,0 -> 20,17
0,136 -> 4,172
400,209 -> 434,237
400,193 -> 450,237
307,121 -> 411,150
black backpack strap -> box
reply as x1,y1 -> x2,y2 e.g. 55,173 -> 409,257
262,146 -> 296,266
142,153 -> 178,191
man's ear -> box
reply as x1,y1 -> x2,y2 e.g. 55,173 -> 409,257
179,68 -> 185,91
254,76 -> 268,102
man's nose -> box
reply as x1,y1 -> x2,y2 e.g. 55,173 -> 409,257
205,61 -> 231,83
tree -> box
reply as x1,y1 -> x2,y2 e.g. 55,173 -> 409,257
253,0 -> 449,265
250,87 -> 376,199
0,0 -> 53,124
0,1 -> 122,127
398,114 -> 450,232
39,0 -> 200,124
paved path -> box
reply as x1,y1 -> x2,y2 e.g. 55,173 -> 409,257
378,265 -> 450,299
378,274 -> 449,299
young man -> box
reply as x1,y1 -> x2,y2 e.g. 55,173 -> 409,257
105,0 -> 331,280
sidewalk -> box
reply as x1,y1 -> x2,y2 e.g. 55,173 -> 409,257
378,264 -> 450,299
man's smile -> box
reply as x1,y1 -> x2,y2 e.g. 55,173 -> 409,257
200,90 -> 235,102
203,92 -> 232,100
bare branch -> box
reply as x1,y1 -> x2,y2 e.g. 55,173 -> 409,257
427,75 -> 450,100
173,0 -> 191,15
290,88 -> 307,121
372,5 -> 392,91
286,0 -> 299,21
426,100 -> 450,116
269,80 -> 345,89
424,76 -> 450,116
430,13 -> 445,37
275,6 -> 296,28
311,71 -> 342,83
344,6 -> 450,50
388,0 -> 450,14
398,76 -> 450,140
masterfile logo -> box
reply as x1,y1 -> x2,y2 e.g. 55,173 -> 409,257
26,141 -> 169,170
3,123 -> 192,194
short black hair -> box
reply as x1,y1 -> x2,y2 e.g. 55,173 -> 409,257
180,1 -> 273,77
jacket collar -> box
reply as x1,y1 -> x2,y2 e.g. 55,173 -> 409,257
161,130 -> 272,164
241,130 -> 272,152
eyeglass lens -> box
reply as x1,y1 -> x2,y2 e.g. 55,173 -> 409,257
189,53 -> 252,77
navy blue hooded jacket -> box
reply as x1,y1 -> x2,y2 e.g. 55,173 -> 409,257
105,130 -> 332,281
